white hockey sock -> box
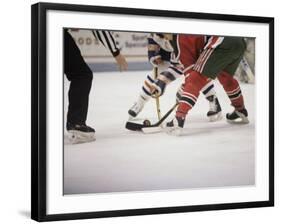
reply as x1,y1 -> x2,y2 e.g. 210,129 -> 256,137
201,80 -> 216,98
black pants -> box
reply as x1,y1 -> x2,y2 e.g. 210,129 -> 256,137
64,30 -> 93,125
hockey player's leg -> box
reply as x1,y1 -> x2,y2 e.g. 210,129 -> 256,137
196,37 -> 247,124
166,71 -> 209,135
201,81 -> 222,122
176,80 -> 222,122
217,71 -> 249,124
128,63 -> 170,119
128,74 -> 155,119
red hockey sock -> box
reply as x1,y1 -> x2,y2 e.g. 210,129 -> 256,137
176,70 -> 209,117
218,71 -> 245,110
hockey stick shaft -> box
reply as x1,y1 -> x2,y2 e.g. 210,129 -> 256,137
240,56 -> 255,83
153,67 -> 162,121
153,102 -> 178,127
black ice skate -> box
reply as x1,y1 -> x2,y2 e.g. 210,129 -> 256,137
166,116 -> 185,136
206,95 -> 222,122
66,122 -> 96,144
226,108 -> 249,124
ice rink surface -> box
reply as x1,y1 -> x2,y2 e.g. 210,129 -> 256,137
64,70 -> 255,195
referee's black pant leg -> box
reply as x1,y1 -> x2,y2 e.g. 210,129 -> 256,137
67,73 -> 93,125
64,30 -> 93,125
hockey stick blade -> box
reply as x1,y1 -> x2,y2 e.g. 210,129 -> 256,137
125,103 -> 178,131
142,126 -> 163,134
125,121 -> 145,131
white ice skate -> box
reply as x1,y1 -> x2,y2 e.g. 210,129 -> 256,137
128,98 -> 145,120
206,95 -> 222,122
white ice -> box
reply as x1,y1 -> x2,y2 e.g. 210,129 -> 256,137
64,70 -> 255,195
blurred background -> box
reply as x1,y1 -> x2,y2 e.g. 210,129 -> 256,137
68,29 -> 255,83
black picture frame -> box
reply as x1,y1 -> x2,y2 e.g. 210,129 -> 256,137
31,2 -> 274,222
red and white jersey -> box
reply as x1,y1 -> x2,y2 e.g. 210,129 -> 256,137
165,34 -> 206,80
177,34 -> 206,73
203,36 -> 224,49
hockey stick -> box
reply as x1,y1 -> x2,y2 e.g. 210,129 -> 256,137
125,102 -> 178,131
240,56 -> 255,84
153,67 -> 162,121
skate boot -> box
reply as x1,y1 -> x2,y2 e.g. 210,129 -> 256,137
128,97 -> 146,119
66,122 -> 96,144
165,116 -> 185,136
206,95 -> 222,122
226,108 -> 249,124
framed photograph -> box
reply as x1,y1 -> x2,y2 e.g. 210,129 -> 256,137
31,2 -> 274,222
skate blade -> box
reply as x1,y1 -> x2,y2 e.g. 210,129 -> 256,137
226,116 -> 249,124
164,127 -> 183,136
208,112 -> 223,122
68,130 -> 96,144
142,126 -> 163,134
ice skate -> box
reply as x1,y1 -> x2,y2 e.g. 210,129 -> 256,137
226,108 -> 249,124
206,95 -> 222,122
165,116 -> 185,136
67,122 -> 96,144
128,98 -> 146,119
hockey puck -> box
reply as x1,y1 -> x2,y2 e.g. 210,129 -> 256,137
143,119 -> 151,126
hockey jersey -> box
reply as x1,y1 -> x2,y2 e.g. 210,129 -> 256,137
160,34 -> 207,81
